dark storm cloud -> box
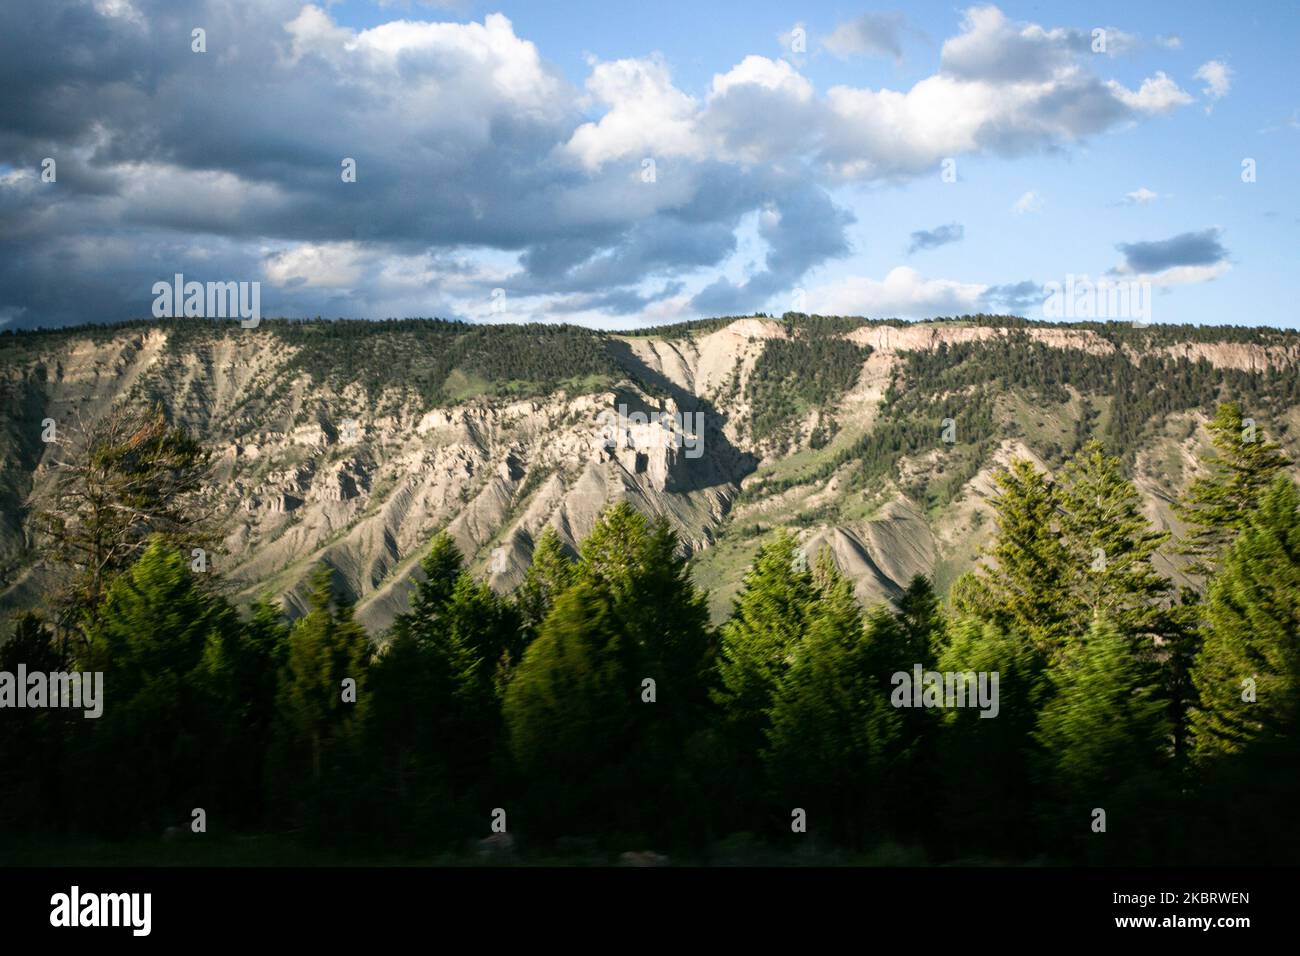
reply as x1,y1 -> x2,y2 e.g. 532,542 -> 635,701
0,1 -> 1191,329
690,182 -> 855,315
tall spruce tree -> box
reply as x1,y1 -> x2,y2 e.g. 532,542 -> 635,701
713,531 -> 817,821
1187,477 -> 1300,862
1177,402 -> 1289,577
935,618 -> 1047,860
955,459 -> 1074,657
74,539 -> 241,835
503,504 -> 713,844
765,554 -> 898,848
1190,476 -> 1300,759
1056,440 -> 1173,638
515,526 -> 575,639
271,565 -> 371,830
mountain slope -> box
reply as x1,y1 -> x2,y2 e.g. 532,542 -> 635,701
3,314 -> 1298,631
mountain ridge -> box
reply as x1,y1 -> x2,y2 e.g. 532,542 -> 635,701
3,313 -> 1299,631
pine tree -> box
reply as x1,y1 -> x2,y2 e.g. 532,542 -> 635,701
935,618 -> 1046,859
74,539 -> 240,834
713,531 -> 817,803
271,564 -> 371,830
515,526 -> 575,638
502,581 -> 630,837
1177,402 -> 1289,577
956,459 -> 1074,657
1187,477 -> 1300,862
765,553 -> 897,847
1034,617 -> 1172,861
1190,477 -> 1300,759
1056,440 -> 1173,638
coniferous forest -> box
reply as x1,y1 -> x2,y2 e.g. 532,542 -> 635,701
1,399 -> 1296,867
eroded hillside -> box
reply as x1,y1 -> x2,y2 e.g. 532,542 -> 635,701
3,314 -> 1298,630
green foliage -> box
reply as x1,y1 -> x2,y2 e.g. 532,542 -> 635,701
1033,617 -> 1172,862
1176,402 -> 1290,576
74,540 -> 242,834
764,555 -> 896,847
1056,440 -> 1173,637
957,459 -> 1074,656
746,331 -> 870,444
1190,477 -> 1300,760
515,527 -> 576,640
934,619 -> 1047,859
270,565 -> 372,831
504,504 -> 713,845
713,531 -> 816,779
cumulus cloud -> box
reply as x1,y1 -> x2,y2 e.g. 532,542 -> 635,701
908,223 -> 965,254
0,1 -> 1200,329
1108,71 -> 1193,114
806,267 -> 988,318
1123,187 -> 1159,205
1195,60 -> 1233,108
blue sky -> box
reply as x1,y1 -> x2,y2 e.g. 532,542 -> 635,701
1,0 -> 1297,329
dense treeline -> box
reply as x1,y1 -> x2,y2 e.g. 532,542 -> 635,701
743,334 -> 1300,507
1,401 -> 1296,864
746,327 -> 870,445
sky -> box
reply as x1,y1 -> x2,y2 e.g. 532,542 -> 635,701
1,0 -> 1297,331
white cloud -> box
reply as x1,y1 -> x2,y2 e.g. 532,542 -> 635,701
1108,71 -> 1193,115
1123,187 -> 1159,205
806,266 -> 987,317
1013,191 -> 1043,214
1156,35 -> 1182,50
1124,263 -> 1232,287
563,55 -> 702,169
1195,60 -> 1233,103
264,243 -> 366,289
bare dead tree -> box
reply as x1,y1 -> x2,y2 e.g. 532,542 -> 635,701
30,403 -> 216,646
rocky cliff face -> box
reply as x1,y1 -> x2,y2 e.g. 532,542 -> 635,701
3,316 -> 1298,631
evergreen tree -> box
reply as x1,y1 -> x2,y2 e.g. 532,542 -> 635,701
765,553 -> 897,847
935,619 -> 1047,860
1187,477 -> 1300,862
1190,477 -> 1300,759
0,614 -> 68,831
515,526 -> 575,640
1177,402 -> 1289,577
1034,617 -> 1172,862
74,539 -> 240,835
956,459 -> 1074,657
503,504 -> 713,844
271,565 -> 371,830
713,531 -> 817,826
1056,440 -> 1173,638
502,581 -> 630,838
